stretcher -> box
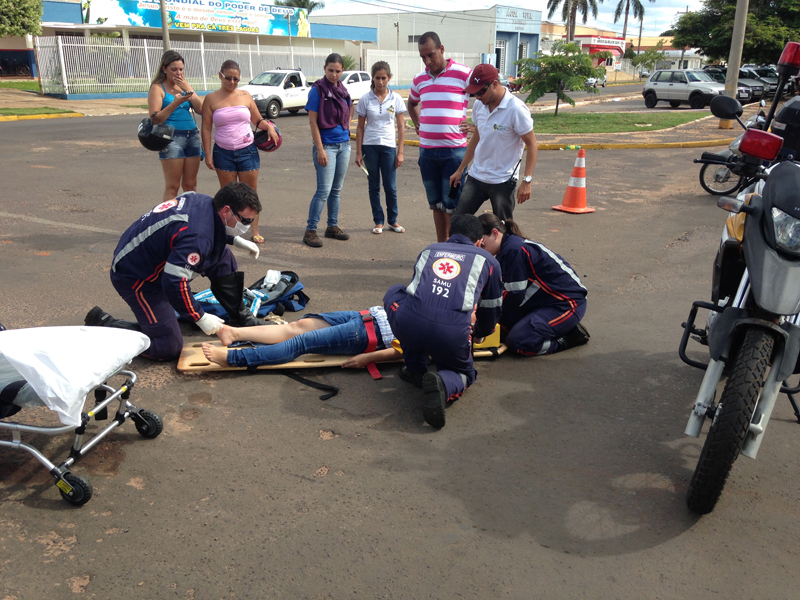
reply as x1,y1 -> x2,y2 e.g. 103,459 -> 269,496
0,326 -> 162,506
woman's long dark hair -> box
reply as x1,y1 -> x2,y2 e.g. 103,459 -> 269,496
152,50 -> 184,85
478,213 -> 526,239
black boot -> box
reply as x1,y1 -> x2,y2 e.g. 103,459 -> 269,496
209,272 -> 262,327
84,306 -> 141,331
555,323 -> 590,353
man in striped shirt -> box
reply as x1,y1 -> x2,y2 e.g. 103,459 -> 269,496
407,31 -> 471,243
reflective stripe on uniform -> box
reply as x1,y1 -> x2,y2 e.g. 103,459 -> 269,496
164,262 -> 197,280
524,239 -> 586,291
504,280 -> 527,291
519,281 -> 541,306
538,340 -> 552,355
462,254 -> 486,312
111,214 -> 190,272
478,296 -> 502,308
406,249 -> 431,297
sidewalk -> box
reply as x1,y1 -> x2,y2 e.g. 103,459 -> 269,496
0,87 -> 745,149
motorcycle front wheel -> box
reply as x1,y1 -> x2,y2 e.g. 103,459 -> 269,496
686,327 -> 774,514
699,163 -> 744,195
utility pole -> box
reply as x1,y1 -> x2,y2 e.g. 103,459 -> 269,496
721,0 -> 749,128
160,0 -> 171,51
637,16 -> 643,55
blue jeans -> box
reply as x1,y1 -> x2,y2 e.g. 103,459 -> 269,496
213,143 -> 260,173
418,146 -> 467,213
227,311 -> 369,368
363,145 -> 398,225
307,141 -> 351,230
159,129 -> 202,160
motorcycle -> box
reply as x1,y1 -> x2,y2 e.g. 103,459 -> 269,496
679,41 -> 800,515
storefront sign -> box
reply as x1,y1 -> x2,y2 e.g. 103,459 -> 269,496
81,0 -> 310,36
495,5 -> 541,34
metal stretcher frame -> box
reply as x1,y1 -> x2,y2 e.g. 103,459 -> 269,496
0,368 -> 163,506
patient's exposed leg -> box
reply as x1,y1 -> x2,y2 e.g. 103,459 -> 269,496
216,317 -> 331,347
202,343 -> 230,367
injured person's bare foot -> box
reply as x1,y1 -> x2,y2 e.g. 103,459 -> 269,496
215,324 -> 237,347
202,343 -> 231,367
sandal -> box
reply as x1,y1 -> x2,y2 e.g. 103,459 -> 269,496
252,234 -> 265,244
387,224 -> 405,233
372,225 -> 383,234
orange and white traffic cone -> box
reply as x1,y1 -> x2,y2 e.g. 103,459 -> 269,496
552,148 -> 595,214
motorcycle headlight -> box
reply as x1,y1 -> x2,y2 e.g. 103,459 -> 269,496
772,207 -> 800,255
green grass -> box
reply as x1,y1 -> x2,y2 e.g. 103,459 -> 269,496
123,104 -> 149,109
0,107 -> 75,116
529,112 -> 704,133
0,80 -> 41,92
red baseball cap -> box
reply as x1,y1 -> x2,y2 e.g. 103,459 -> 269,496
465,64 -> 500,94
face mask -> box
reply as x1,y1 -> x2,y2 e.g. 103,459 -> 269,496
226,220 -> 250,237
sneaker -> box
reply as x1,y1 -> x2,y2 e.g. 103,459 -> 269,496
303,229 -> 323,248
421,372 -> 447,428
324,226 -> 350,240
556,323 -> 590,352
85,306 -> 112,327
399,366 -> 424,388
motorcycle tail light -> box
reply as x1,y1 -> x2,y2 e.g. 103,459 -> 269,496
739,129 -> 784,161
779,42 -> 800,68
772,207 -> 800,256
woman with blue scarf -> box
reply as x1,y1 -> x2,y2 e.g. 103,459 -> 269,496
303,53 -> 354,248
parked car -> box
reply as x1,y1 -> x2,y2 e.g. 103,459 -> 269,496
639,69 -> 650,80
703,67 -> 766,101
642,69 -> 727,109
239,69 -> 310,118
340,70 -> 371,101
748,67 -> 779,96
585,74 -> 607,88
701,69 -> 754,102
497,73 -> 510,88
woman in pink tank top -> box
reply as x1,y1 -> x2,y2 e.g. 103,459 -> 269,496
201,60 -> 279,244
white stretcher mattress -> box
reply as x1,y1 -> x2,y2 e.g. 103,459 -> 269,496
0,327 -> 150,426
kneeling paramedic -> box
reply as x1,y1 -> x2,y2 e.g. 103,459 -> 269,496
384,213 -> 503,429
85,182 -> 263,361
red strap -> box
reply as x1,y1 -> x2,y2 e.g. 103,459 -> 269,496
360,310 -> 382,380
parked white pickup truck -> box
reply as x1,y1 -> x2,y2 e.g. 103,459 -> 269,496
239,69 -> 310,119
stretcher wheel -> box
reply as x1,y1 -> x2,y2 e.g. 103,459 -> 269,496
134,410 -> 163,439
59,474 -> 93,506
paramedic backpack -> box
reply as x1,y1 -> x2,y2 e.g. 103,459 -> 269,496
194,271 -> 308,320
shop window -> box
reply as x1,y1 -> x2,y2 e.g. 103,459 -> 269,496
408,35 -> 421,43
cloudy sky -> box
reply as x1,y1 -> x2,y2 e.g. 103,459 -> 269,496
313,0 -> 705,38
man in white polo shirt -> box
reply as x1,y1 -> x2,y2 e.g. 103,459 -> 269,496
407,31 -> 471,242
450,64 -> 538,221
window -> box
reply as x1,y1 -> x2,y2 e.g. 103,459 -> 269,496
360,72 -> 370,81
348,74 -> 359,84
495,39 -> 506,74
654,71 -> 672,82
672,72 -> 687,84
408,35 -> 421,43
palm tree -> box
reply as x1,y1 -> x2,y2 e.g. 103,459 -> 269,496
613,0 -> 654,43
274,0 -> 325,15
547,0 -> 601,42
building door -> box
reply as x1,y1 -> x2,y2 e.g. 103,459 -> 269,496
518,41 -> 528,61
495,39 -> 506,74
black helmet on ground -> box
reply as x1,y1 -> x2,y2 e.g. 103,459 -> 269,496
137,118 -> 175,151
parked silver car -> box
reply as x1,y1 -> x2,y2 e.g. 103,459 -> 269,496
703,67 -> 766,101
642,69 -> 727,109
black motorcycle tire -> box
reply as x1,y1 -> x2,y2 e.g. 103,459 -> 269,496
686,327 -> 774,515
699,163 -> 744,195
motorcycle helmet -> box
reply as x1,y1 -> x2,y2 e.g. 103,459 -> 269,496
137,118 -> 175,152
254,125 -> 282,152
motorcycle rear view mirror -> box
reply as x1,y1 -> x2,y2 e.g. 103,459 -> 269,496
710,95 -> 743,120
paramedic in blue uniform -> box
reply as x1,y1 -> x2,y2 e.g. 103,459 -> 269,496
84,182 -> 262,361
478,213 -> 589,355
384,213 -> 503,429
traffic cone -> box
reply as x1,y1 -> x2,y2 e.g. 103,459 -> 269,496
553,148 -> 595,214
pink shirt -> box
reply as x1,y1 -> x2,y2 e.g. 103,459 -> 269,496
409,58 -> 471,149
212,106 -> 253,151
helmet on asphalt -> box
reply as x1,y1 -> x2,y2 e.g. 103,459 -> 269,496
137,118 -> 175,151
254,125 -> 282,152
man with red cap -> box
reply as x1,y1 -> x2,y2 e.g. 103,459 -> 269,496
450,63 -> 538,221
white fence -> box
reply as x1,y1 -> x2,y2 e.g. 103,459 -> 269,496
34,36 -> 330,96
365,49 -> 483,86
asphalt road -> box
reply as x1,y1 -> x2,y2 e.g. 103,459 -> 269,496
2,114 -> 800,599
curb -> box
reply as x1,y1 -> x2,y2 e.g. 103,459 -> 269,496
0,112 -> 85,122
354,136 -> 736,151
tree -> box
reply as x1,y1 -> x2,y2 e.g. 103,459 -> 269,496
623,44 -> 637,60
0,0 -> 42,37
660,29 -> 675,36
546,0 -> 600,42
612,0 -> 655,43
274,0 -> 325,15
632,39 -> 667,73
515,41 -> 605,115
672,0 -> 800,65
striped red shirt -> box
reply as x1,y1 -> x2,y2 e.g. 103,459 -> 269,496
409,58 -> 471,149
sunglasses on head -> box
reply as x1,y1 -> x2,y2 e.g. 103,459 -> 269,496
220,72 -> 240,83
228,206 -> 253,225
475,81 -> 494,96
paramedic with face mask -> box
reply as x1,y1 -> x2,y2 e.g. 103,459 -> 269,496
84,182 -> 263,361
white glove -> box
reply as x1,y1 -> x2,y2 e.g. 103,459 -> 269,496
196,312 -> 224,335
233,236 -> 259,259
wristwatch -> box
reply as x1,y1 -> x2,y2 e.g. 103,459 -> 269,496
522,175 -> 533,183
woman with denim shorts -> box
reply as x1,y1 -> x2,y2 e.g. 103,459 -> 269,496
302,53 -> 354,248
201,59 -> 279,244
148,50 -> 204,201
